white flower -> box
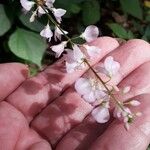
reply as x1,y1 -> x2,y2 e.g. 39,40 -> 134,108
104,56 -> 120,77
40,24 -> 53,42
113,105 -> 133,130
65,45 -> 86,73
92,106 -> 110,123
20,0 -> 35,11
75,77 -> 106,103
123,86 -> 131,94
37,6 -> 46,15
81,25 -> 99,42
83,44 -> 101,58
52,8 -> 66,23
51,41 -> 67,58
129,100 -> 141,106
54,27 -> 68,41
46,0 -> 55,8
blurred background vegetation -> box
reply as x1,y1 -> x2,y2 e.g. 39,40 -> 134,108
0,0 -> 150,75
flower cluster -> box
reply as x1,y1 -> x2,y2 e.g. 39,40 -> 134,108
20,0 -> 142,130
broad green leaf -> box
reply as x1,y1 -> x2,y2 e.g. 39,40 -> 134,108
19,12 -> 44,32
82,0 -> 100,25
0,4 -> 12,36
8,28 -> 47,67
107,23 -> 134,39
120,0 -> 143,20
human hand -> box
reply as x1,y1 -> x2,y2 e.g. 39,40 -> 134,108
0,37 -> 150,150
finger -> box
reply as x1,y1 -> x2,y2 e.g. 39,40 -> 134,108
55,61 -> 150,150
31,40 -> 150,146
6,37 -> 119,122
89,94 -> 150,150
0,63 -> 28,101
0,101 -> 51,150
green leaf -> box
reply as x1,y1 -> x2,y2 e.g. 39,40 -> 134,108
142,25 -> 150,41
0,4 -> 12,36
120,0 -> 143,20
19,12 -> 44,32
107,23 -> 134,39
82,0 -> 100,25
8,28 -> 47,67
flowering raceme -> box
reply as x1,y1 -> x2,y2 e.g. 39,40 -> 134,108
20,0 -> 142,130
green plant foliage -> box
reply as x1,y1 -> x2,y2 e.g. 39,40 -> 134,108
142,25 -> 150,40
82,0 -> 100,25
19,13 -> 44,32
107,23 -> 134,39
8,28 -> 47,67
120,0 -> 143,20
0,4 -> 12,36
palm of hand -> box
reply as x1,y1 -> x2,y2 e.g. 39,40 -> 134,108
0,37 -> 150,150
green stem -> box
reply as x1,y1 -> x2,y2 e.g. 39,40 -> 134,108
40,5 -> 74,45
84,59 -> 125,111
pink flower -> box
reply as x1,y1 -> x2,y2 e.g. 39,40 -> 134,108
51,8 -> 66,23
65,45 -> 86,73
54,27 -> 68,41
20,0 -> 35,11
51,41 -> 67,58
104,56 -> 120,77
83,44 -> 101,58
75,77 -> 106,103
81,25 -> 99,42
46,0 -> 55,8
40,24 -> 53,42
92,106 -> 110,123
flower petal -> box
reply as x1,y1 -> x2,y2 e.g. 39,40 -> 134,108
51,41 -> 67,58
40,24 -> 53,41
92,106 -> 110,123
84,44 -> 101,58
54,27 -> 68,41
65,62 -> 77,73
81,25 -> 99,42
104,56 -> 120,77
20,0 -> 35,11
75,78 -> 91,95
73,45 -> 85,61
52,8 -> 66,23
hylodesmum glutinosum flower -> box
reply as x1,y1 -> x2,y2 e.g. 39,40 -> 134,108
95,56 -> 120,78
20,0 -> 35,11
75,77 -> 107,103
20,0 -> 55,12
54,27 -> 68,41
113,86 -> 141,130
92,102 -> 110,123
40,23 -> 53,41
65,45 -> 86,73
83,44 -> 101,58
80,25 -> 99,42
51,8 -> 67,23
51,41 -> 67,58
